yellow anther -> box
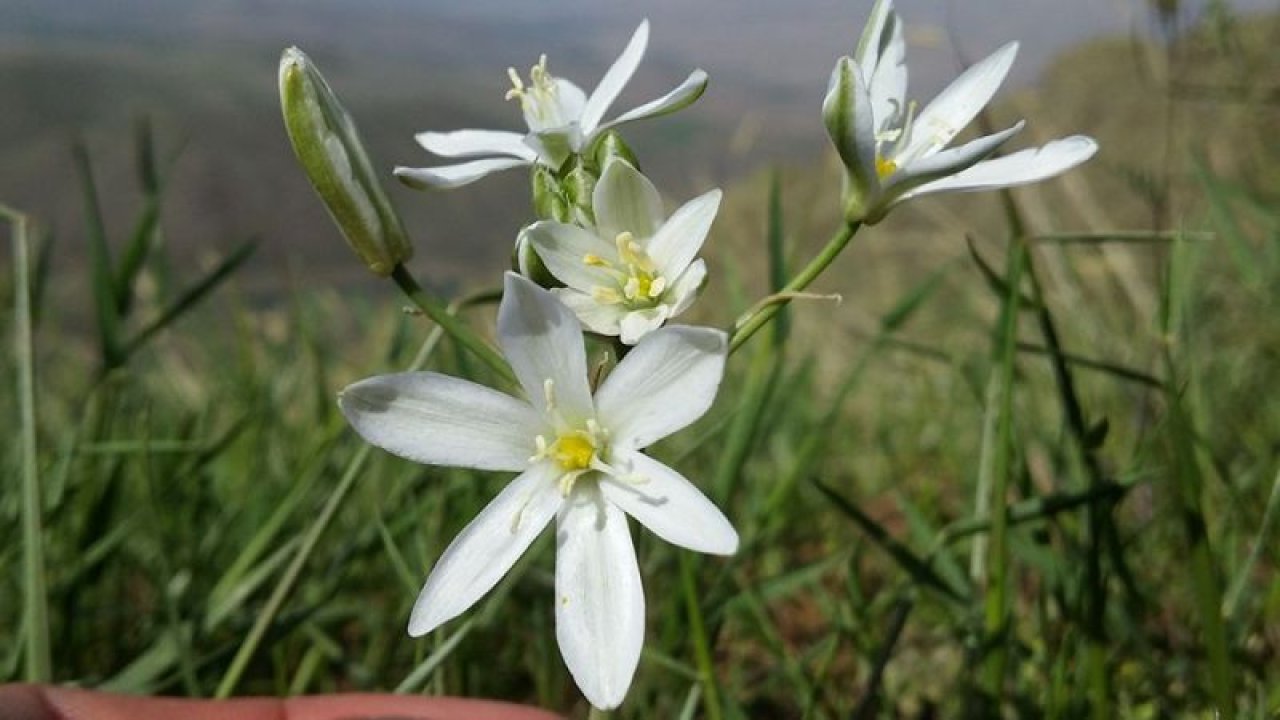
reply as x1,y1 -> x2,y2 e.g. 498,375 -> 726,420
876,155 -> 898,179
583,254 -> 609,267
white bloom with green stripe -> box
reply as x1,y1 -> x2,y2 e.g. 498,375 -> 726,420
397,20 -> 707,190
338,273 -> 737,710
522,159 -> 719,344
824,0 -> 1098,223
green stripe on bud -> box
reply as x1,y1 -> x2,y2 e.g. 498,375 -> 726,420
279,47 -> 411,276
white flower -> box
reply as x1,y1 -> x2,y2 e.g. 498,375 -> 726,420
338,273 -> 738,710
521,159 -> 719,345
823,0 -> 1098,223
396,20 -> 708,190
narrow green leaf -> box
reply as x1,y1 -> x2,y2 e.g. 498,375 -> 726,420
72,141 -> 124,367
813,479 -> 968,603
120,239 -> 257,361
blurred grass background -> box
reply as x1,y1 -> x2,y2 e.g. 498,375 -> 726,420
4,0 -> 1280,718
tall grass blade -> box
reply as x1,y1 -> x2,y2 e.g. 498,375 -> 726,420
71,141 -> 124,368
120,239 -> 257,362
6,208 -> 52,681
813,479 -> 967,603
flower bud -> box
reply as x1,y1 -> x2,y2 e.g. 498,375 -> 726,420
588,131 -> 640,174
279,47 -> 411,275
562,165 -> 597,227
531,165 -> 572,222
513,229 -> 560,289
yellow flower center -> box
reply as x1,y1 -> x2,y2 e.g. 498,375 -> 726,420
875,155 -> 898,179
550,431 -> 596,472
583,232 -> 667,309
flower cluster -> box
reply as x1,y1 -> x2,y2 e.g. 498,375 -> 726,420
280,1 -> 1098,712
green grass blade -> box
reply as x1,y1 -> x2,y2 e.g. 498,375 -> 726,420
1165,386 -> 1236,717
813,479 -> 968,603
120,239 -> 257,362
6,208 -> 51,681
113,198 -> 161,318
71,141 -> 124,368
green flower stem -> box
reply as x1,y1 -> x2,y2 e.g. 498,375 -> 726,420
679,553 -> 723,720
390,264 -> 515,385
728,221 -> 861,355
979,238 -> 1026,698
587,707 -> 612,720
5,207 -> 51,682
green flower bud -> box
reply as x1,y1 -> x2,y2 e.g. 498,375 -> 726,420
279,47 -> 411,276
588,131 -> 640,174
512,229 -> 560,288
531,165 -> 571,222
562,165 -> 597,227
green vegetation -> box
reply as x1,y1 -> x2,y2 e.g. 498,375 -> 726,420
3,6 -> 1280,719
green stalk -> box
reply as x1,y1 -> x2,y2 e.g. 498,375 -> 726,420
729,221 -> 860,354
390,264 -> 514,384
7,208 -> 52,681
679,553 -> 723,720
979,239 -> 1026,697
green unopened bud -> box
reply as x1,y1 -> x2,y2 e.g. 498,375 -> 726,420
513,229 -> 560,288
562,165 -> 597,227
589,131 -> 640,174
279,47 -> 411,276
531,165 -> 572,222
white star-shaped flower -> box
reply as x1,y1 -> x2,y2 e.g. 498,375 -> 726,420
520,159 -> 719,345
338,273 -> 738,710
396,20 -> 707,190
823,0 -> 1098,223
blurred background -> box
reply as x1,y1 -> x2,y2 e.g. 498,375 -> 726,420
2,0 -> 1270,299
4,0 -> 1280,715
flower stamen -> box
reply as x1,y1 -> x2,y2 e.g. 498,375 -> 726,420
583,231 -> 666,310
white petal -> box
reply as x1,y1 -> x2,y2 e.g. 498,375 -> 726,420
498,273 -> 595,421
618,306 -> 670,345
523,78 -> 587,134
409,463 -> 562,636
883,121 -> 1024,207
665,258 -> 707,318
524,221 -> 617,292
602,451 -> 738,555
822,57 -> 880,203
898,42 -> 1018,161
593,158 -> 664,241
595,325 -> 726,448
555,486 -> 644,710
645,188 -> 720,279
855,0 -> 908,134
553,288 -> 626,337
339,372 -> 541,472
414,129 -> 537,161
900,135 -> 1099,200
395,157 -> 529,190
596,69 -> 708,135
580,20 -> 649,137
